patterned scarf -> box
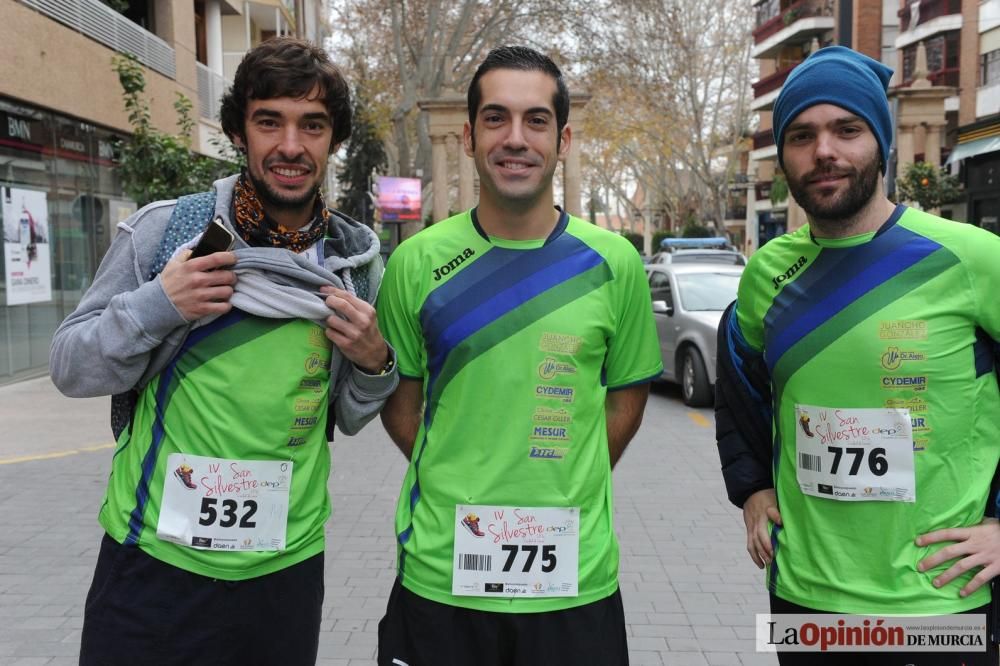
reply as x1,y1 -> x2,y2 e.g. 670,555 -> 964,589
231,172 -> 329,253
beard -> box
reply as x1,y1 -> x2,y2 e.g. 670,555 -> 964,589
247,161 -> 320,211
786,149 -> 881,225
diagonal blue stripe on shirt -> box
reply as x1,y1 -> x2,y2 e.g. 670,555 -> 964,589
764,208 -> 908,343
420,231 -> 595,346
764,227 -> 942,371
425,243 -> 606,380
124,310 -> 248,545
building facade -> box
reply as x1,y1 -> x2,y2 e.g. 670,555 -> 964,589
0,0 -> 323,384
746,0 -> 998,250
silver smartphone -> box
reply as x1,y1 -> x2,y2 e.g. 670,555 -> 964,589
189,217 -> 235,258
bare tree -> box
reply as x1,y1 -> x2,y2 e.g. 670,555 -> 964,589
578,0 -> 754,231
328,0 -> 574,182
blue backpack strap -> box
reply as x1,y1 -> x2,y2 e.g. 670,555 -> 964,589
147,191 -> 217,280
112,191 -> 217,440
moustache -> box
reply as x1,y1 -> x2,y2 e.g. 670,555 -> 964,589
805,167 -> 854,183
264,157 -> 314,171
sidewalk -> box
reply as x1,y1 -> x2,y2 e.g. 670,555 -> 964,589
0,377 -> 774,665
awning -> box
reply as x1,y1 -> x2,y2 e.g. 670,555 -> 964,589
947,135 -> 1000,164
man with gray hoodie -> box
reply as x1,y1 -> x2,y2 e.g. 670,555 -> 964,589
49,38 -> 397,665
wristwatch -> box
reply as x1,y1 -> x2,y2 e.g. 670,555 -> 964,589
362,349 -> 396,376
374,354 -> 396,376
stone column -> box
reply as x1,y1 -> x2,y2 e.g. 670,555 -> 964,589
431,134 -> 449,223
896,124 -> 915,170
205,0 -> 223,75
563,137 -> 582,217
458,143 -> 475,211
924,122 -> 943,166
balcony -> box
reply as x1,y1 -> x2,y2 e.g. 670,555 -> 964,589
751,64 -> 799,111
19,0 -> 175,78
978,83 -> 1000,120
755,181 -> 772,202
899,0 -> 962,32
895,0 -> 962,50
752,129 -> 775,150
753,0 -> 835,59
724,206 -> 748,221
750,128 -> 778,161
197,62 -> 227,122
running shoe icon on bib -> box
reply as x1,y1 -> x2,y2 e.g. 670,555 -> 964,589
173,463 -> 197,490
461,513 -> 485,537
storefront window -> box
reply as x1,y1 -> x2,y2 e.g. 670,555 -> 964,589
0,97 -> 133,382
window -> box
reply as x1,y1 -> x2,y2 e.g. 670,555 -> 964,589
983,49 -> 1000,87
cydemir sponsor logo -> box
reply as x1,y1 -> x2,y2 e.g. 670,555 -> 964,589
535,385 -> 575,403
881,376 -> 927,391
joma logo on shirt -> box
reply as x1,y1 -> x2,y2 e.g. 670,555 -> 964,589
432,248 -> 475,281
772,256 -> 807,290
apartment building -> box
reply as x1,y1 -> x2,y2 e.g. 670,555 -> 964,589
940,0 -> 1000,233
746,0 -> 999,249
0,0 -> 324,384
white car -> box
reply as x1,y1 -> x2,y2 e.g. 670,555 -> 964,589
646,263 -> 743,406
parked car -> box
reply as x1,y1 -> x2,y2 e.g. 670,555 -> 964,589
649,236 -> 746,266
647,249 -> 746,266
646,263 -> 743,407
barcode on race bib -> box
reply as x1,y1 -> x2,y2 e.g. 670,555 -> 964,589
457,553 -> 492,571
799,452 -> 822,472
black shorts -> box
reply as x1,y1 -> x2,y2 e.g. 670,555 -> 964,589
80,533 -> 324,666
377,578 -> 629,666
770,593 -> 998,666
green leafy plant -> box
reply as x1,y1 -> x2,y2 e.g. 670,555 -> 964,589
652,230 -> 675,250
681,223 -> 713,238
112,54 -> 236,207
896,161 -> 962,211
770,172 -> 789,205
337,93 -> 388,224
621,231 -> 644,253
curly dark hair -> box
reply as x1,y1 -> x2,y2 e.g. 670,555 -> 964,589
219,37 -> 351,152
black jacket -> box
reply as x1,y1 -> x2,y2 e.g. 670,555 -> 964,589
714,301 -> 775,508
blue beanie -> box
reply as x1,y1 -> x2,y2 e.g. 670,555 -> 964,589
773,46 -> 894,173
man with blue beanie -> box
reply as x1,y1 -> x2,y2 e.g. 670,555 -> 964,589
715,45 -> 1000,664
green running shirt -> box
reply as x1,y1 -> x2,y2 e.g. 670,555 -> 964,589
99,311 -> 333,580
377,209 -> 662,612
735,206 -> 1000,614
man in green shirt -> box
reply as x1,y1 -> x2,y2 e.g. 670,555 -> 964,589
51,38 -> 397,665
376,46 -> 662,666
716,46 -> 1000,664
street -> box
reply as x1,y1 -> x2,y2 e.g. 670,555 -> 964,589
0,377 -> 774,666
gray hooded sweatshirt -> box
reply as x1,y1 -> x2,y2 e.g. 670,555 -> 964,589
50,175 -> 397,436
